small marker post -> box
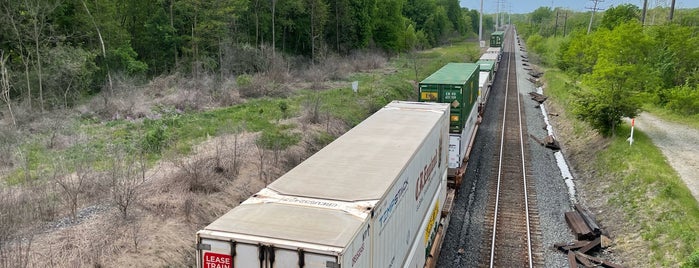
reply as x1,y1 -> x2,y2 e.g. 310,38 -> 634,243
627,118 -> 635,145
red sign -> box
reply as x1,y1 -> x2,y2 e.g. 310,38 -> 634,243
203,252 -> 232,268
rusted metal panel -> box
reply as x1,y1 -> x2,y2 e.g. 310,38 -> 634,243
565,211 -> 593,240
578,237 -> 601,254
555,240 -> 589,252
567,251 -> 577,268
575,204 -> 601,236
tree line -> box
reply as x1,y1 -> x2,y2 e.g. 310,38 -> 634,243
516,4 -> 699,135
0,0 -> 494,119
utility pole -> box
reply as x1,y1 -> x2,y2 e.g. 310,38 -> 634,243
563,11 -> 568,36
586,0 -> 604,34
479,0 -> 483,45
554,10 -> 559,37
669,0 -> 676,21
495,0 -> 501,30
641,0 -> 648,25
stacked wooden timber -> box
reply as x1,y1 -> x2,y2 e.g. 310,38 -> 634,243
556,204 -> 624,268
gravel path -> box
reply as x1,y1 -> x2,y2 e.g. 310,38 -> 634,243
631,113 -> 699,203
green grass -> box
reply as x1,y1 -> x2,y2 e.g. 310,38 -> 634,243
643,105 -> 699,130
3,41 -> 481,187
603,125 -> 699,266
545,66 -> 699,267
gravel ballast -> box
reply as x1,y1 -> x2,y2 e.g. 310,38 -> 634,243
436,29 -> 576,267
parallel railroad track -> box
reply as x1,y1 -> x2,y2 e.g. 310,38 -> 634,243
480,27 -> 544,268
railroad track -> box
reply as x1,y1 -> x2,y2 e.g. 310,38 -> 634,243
480,27 -> 544,268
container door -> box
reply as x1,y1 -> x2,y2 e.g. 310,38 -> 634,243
443,86 -> 464,133
448,135 -> 461,169
197,238 -> 339,268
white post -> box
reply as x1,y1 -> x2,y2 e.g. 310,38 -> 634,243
627,118 -> 635,145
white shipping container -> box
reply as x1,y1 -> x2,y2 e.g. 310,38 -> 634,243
196,101 -> 450,268
486,47 -> 502,56
479,71 -> 492,105
447,99 -> 479,173
479,52 -> 499,62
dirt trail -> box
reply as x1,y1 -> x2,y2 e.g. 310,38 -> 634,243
632,112 -> 699,203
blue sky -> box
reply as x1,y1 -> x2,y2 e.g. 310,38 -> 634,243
459,0 -> 699,14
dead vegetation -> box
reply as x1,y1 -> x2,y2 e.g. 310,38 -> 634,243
0,49 -> 373,267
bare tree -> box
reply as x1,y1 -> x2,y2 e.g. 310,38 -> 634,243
2,1 -> 33,111
23,0 -> 60,112
107,145 -> 147,219
0,233 -> 32,268
128,216 -> 142,252
0,50 -> 15,127
53,151 -> 92,222
255,141 -> 267,182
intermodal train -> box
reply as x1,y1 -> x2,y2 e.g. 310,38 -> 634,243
417,31 -> 503,188
194,29 -> 506,268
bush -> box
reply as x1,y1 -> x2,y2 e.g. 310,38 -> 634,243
683,249 -> 699,268
665,84 -> 699,116
141,120 -> 169,154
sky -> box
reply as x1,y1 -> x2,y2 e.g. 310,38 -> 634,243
459,0 -> 699,14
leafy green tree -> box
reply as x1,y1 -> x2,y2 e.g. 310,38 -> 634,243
573,22 -> 654,136
372,0 -> 405,52
573,58 -> 644,136
600,4 -> 640,30
647,24 -> 699,89
403,0 -> 436,30
325,0 -> 376,54
437,0 -> 466,35
424,6 -> 451,45
556,30 -> 600,74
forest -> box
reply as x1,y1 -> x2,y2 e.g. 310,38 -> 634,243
0,0 -> 491,119
515,4 -> 699,135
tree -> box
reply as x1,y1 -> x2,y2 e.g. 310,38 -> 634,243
307,0 -> 328,62
572,22 -> 654,136
107,144 -> 147,219
573,59 -> 644,136
600,4 -> 640,30
373,0 -> 405,52
53,148 -> 94,222
556,30 -> 600,74
424,6 -> 451,45
0,50 -> 16,127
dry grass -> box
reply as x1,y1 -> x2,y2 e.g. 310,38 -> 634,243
0,48 -> 386,267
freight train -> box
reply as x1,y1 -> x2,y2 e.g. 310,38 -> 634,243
194,29 -> 507,268
417,30 -> 503,187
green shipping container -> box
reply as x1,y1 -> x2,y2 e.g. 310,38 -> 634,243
490,31 -> 505,47
419,63 -> 480,133
476,60 -> 495,78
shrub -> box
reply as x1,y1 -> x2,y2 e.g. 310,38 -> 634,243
665,84 -> 699,116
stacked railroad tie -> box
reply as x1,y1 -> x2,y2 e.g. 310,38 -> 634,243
555,204 -> 624,268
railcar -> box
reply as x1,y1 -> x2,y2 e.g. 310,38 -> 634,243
490,31 -> 505,48
418,63 -> 480,187
196,101 -> 451,268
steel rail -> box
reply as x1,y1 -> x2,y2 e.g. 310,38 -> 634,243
488,26 -> 534,268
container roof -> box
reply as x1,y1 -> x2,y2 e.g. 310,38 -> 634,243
419,63 -> 479,85
476,60 -> 494,71
205,201 -> 364,248
268,101 -> 448,202
479,53 -> 499,61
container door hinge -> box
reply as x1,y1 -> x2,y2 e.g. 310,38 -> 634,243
326,261 -> 340,268
196,243 -> 211,251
